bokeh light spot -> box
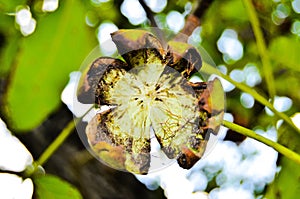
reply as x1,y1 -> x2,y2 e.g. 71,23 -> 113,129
292,0 -> 300,13
166,11 -> 184,33
42,0 -> 59,12
229,69 -> 244,83
97,22 -> 118,55
291,20 -> 300,36
240,92 -> 255,109
121,0 -> 147,25
144,0 -> 167,13
217,29 -> 243,63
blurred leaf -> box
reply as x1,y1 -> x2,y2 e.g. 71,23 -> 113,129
0,0 -> 26,12
269,36 -> 300,73
34,174 -> 82,199
268,36 -> 300,102
265,123 -> 300,198
0,13 -> 20,76
4,0 -> 97,131
91,1 -> 119,23
274,71 -> 300,103
220,0 -> 248,23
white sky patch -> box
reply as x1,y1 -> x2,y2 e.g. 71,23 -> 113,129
15,7 -> 31,26
188,170 -> 208,192
209,187 -> 254,199
272,3 -> 290,25
189,75 -> 203,83
91,0 -> 110,4
97,22 -> 118,55
15,7 -> 36,36
183,2 -> 193,16
166,11 -> 184,33
61,71 -> 94,121
216,65 -> 235,92
0,119 -> 33,172
14,178 -> 34,199
0,120 -> 34,199
144,0 -> 167,13
188,26 -> 202,45
217,65 -> 227,74
243,64 -> 261,87
229,69 -> 245,83
224,112 -> 234,123
291,112 -> 300,129
276,3 -> 290,18
135,124 -> 278,199
292,0 -> 300,13
209,66 -> 235,93
121,0 -> 147,25
42,0 -> 59,12
265,106 -> 274,116
0,174 -> 33,199
20,18 -> 36,36
218,63 -> 261,92
217,29 -> 243,62
265,96 -> 293,116
273,96 -> 292,112
240,92 -> 255,109
291,20 -> 300,36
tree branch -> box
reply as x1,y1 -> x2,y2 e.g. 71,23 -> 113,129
173,0 -> 215,42
193,0 -> 215,19
138,0 -> 167,47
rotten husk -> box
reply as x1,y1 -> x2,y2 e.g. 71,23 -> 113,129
77,29 -> 224,174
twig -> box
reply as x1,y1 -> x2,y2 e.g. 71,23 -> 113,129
202,61 -> 300,135
223,120 -> 300,166
242,0 -> 276,100
174,0 -> 215,42
193,0 -> 215,19
24,106 -> 94,177
138,0 -> 167,48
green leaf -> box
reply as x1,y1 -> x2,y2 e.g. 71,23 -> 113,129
0,13 -> 20,76
0,0 -> 26,12
34,174 -> 82,199
220,0 -> 248,23
269,36 -> 300,73
265,123 -> 300,198
4,0 -> 97,131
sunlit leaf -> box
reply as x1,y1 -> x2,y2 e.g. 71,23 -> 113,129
4,0 -> 97,131
269,36 -> 300,73
220,0 -> 248,22
34,174 -> 82,199
0,0 -> 26,12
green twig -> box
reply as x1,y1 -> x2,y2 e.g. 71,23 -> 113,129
202,61 -> 300,134
242,0 -> 276,99
36,120 -> 76,166
222,120 -> 300,166
25,106 -> 94,177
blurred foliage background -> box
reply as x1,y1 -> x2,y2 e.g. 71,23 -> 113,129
0,0 -> 300,198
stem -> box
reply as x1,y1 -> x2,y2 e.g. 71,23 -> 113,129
202,61 -> 300,134
222,120 -> 300,166
242,0 -> 276,99
36,120 -> 75,166
25,106 -> 94,177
